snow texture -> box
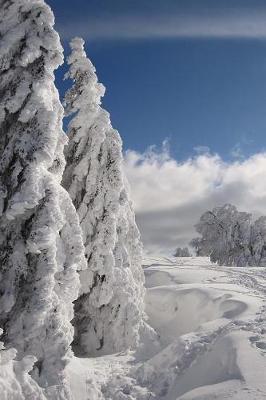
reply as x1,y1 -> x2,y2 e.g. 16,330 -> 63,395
62,37 -> 145,356
0,328 -> 48,400
0,0 -> 85,394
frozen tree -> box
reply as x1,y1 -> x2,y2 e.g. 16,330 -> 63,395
229,208 -> 253,267
249,216 -> 266,267
192,204 -> 252,266
62,38 -> 145,356
173,247 -> 191,257
0,0 -> 85,393
193,205 -> 266,267
189,237 -> 210,257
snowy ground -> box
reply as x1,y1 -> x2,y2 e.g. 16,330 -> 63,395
67,257 -> 266,399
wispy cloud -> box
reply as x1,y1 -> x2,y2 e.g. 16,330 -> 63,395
230,135 -> 255,160
58,10 -> 266,41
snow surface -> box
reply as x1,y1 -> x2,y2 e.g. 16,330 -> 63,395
67,257 -> 266,399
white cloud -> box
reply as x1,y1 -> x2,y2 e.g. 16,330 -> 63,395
124,146 -> 266,255
59,10 -> 266,40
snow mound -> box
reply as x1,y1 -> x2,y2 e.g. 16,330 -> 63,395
137,257 -> 266,399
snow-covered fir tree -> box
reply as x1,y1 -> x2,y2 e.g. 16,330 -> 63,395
0,0 -> 85,393
249,216 -> 266,267
62,37 -> 145,356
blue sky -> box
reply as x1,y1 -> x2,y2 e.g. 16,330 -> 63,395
46,0 -> 266,253
47,0 -> 266,161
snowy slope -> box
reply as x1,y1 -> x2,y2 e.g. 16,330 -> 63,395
67,257 -> 266,399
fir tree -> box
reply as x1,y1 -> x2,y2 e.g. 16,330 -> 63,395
63,38 -> 145,356
0,0 -> 85,392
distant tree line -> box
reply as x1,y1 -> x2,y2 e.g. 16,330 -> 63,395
173,247 -> 191,257
190,204 -> 266,267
